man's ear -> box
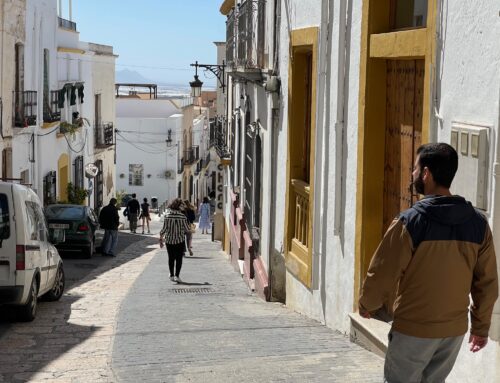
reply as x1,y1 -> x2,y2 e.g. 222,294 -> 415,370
422,167 -> 432,182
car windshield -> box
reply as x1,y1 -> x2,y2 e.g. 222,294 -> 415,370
45,206 -> 85,220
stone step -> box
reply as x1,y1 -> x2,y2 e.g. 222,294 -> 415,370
349,312 -> 391,358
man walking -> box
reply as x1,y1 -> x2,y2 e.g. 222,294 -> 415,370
359,143 -> 498,383
127,193 -> 141,233
99,198 -> 120,257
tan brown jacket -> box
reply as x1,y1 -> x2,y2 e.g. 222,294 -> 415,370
359,195 -> 498,338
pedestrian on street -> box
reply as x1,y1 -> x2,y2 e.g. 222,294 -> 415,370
127,193 -> 141,233
358,143 -> 498,383
159,198 -> 191,283
141,197 -> 151,234
198,197 -> 211,234
98,198 -> 120,257
183,199 -> 196,256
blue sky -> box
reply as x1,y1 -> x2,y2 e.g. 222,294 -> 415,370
71,0 -> 226,87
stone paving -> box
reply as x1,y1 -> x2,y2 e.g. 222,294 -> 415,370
111,229 -> 384,382
0,218 -> 384,382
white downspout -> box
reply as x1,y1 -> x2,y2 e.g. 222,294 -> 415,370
69,0 -> 72,21
333,0 -> 348,235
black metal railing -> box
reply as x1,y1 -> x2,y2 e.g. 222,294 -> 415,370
95,122 -> 114,148
226,9 -> 236,67
234,0 -> 266,69
214,118 -> 230,159
184,145 -> 200,165
13,91 -> 37,128
58,17 -> 77,32
43,90 -> 61,123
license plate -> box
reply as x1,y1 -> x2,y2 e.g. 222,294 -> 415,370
49,223 -> 69,229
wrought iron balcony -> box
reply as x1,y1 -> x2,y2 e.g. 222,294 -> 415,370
184,145 -> 200,165
43,90 -> 61,123
13,91 -> 37,128
95,122 -> 114,148
226,0 -> 266,78
58,17 -> 77,32
226,9 -> 236,67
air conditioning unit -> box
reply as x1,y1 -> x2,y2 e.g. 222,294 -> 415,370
164,170 -> 173,179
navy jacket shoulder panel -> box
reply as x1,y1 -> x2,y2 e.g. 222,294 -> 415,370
399,205 -> 487,248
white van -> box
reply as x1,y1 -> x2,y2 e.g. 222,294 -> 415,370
0,181 -> 65,321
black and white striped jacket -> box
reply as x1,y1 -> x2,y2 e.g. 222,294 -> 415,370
160,209 -> 190,245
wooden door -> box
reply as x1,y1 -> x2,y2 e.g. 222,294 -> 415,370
383,60 -> 424,232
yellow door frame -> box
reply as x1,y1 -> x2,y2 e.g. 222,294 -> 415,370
283,27 -> 318,289
58,153 -> 70,202
354,0 -> 437,304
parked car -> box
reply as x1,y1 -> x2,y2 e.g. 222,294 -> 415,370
0,181 -> 65,321
45,204 -> 102,258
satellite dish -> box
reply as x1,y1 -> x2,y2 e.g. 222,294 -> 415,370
85,163 -> 99,178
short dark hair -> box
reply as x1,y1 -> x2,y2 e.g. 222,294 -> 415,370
132,193 -> 136,198
168,198 -> 184,210
203,197 -> 209,204
143,198 -> 148,202
416,143 -> 458,188
109,198 -> 117,205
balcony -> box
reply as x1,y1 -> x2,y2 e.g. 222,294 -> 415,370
58,17 -> 77,32
95,122 -> 114,148
13,91 -> 37,128
226,9 -> 236,67
43,90 -> 61,123
226,0 -> 266,81
184,146 -> 200,166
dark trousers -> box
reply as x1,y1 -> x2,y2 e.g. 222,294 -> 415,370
166,242 -> 185,277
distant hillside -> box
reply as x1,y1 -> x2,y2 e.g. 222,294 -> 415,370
115,69 -> 153,84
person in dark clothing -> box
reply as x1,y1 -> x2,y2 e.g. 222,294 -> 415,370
183,200 -> 196,256
159,198 -> 190,283
140,198 -> 151,234
359,143 -> 498,382
127,193 -> 141,233
98,198 -> 120,257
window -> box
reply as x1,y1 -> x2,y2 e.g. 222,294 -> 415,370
391,0 -> 427,30
0,194 -> 10,240
95,160 -> 103,208
45,205 -> 85,220
25,201 -> 46,241
43,171 -> 56,206
74,156 -> 84,190
129,164 -> 143,186
15,43 -> 24,95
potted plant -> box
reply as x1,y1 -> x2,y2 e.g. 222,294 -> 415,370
67,183 -> 89,205
60,112 -> 90,136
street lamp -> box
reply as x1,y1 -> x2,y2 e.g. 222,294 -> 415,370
189,60 -> 226,97
166,129 -> 173,147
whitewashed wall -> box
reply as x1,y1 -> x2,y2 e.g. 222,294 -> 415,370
435,2 -> 500,380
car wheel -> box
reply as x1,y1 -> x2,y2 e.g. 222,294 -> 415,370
84,240 -> 94,259
18,277 -> 38,322
44,265 -> 65,301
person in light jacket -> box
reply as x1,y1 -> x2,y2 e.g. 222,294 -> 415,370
159,198 -> 190,283
198,197 -> 211,234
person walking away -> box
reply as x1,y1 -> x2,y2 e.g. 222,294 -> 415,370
183,200 -> 196,255
127,193 -> 141,233
159,198 -> 190,283
98,198 -> 120,257
141,197 -> 151,234
358,143 -> 498,383
198,197 -> 211,234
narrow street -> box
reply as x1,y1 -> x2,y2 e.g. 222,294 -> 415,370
0,217 -> 383,382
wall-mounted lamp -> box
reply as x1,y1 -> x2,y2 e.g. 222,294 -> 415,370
189,60 -> 226,96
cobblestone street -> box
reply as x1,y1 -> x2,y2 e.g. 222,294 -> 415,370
0,218 -> 383,382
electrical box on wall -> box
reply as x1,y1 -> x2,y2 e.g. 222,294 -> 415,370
449,122 -> 489,210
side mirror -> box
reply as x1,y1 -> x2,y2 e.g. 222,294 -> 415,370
49,229 -> 65,245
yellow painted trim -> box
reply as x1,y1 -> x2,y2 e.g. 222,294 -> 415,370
42,121 -> 59,129
57,47 -> 85,55
219,0 -> 233,15
369,29 -> 427,58
354,0 -> 436,309
283,27 -> 318,289
58,154 -> 70,202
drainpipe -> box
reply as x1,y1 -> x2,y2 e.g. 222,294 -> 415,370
333,0 -> 348,235
1,1 -> 5,140
69,0 -> 72,21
